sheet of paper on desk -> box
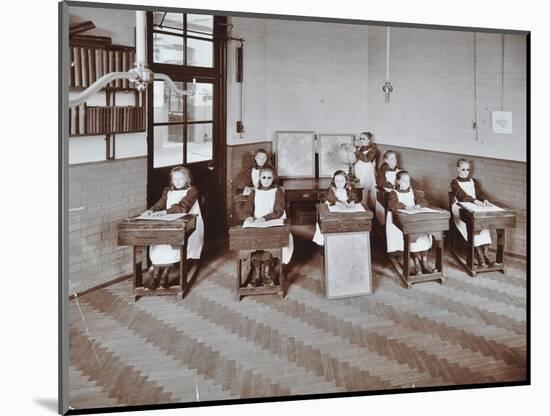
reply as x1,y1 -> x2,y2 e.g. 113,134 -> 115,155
459,202 -> 504,212
136,213 -> 187,221
242,218 -> 285,228
397,207 -> 440,215
327,204 -> 366,213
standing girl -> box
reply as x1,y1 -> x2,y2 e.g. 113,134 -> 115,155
387,171 -> 434,275
375,149 -> 402,226
242,165 -> 294,264
143,166 -> 204,290
312,170 -> 360,246
237,148 -> 270,195
450,159 -> 495,266
353,131 -> 378,208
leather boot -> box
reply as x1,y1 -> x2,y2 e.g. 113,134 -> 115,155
160,265 -> 172,289
475,246 -> 486,267
144,266 -> 161,290
412,253 -> 423,276
420,251 -> 434,274
262,262 -> 274,286
482,245 -> 495,267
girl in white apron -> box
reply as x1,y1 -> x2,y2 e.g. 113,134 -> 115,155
143,166 -> 204,290
242,166 -> 294,265
353,131 -> 378,209
375,150 -> 401,241
312,170 -> 360,246
450,159 -> 494,266
237,148 -> 270,196
387,171 -> 434,275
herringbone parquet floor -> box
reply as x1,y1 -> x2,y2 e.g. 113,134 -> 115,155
68,240 -> 527,410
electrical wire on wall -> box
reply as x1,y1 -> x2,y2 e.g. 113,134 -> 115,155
473,32 -> 479,141
501,33 -> 505,111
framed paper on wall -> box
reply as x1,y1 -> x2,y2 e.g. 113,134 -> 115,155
317,133 -> 355,178
274,131 -> 316,178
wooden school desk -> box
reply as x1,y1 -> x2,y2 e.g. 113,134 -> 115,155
447,195 -> 517,277
389,207 -> 450,288
317,203 -> 374,298
229,220 -> 291,301
117,214 -> 197,301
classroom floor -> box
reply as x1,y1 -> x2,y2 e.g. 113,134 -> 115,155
68,236 -> 527,410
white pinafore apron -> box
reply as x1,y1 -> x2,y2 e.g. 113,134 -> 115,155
312,188 -> 348,246
251,167 -> 260,189
386,189 -> 433,253
354,149 -> 377,208
451,179 -> 491,247
254,188 -> 294,264
149,188 -> 205,264
375,169 -> 400,225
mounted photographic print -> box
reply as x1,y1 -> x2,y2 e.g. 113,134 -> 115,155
274,130 -> 316,178
317,134 -> 355,177
59,1 -> 529,415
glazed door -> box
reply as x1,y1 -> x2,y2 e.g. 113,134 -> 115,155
146,12 -> 227,238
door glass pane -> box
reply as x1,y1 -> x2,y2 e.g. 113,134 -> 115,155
153,12 -> 183,34
187,82 -> 213,121
153,32 -> 184,65
153,80 -> 185,123
187,123 -> 212,163
187,38 -> 213,67
187,14 -> 214,39
153,124 -> 183,167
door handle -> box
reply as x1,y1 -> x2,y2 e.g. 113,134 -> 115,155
207,163 -> 215,171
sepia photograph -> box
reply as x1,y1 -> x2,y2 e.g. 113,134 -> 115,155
59,1 -> 529,414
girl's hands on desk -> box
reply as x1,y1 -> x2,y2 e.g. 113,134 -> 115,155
256,217 -> 266,223
347,201 -> 356,208
414,204 -> 422,209
474,200 -> 484,207
483,200 -> 492,207
151,210 -> 167,217
143,209 -> 154,216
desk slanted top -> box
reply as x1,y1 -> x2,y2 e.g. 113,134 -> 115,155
391,206 -> 450,235
117,214 -> 197,246
457,203 -> 517,231
317,203 -> 373,234
229,219 -> 291,251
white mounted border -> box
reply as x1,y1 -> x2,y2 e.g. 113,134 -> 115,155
274,130 -> 316,178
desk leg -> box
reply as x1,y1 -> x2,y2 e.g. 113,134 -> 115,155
236,254 -> 242,302
403,235 -> 411,288
466,222 -> 476,276
278,248 -> 285,299
178,244 -> 187,300
133,246 -> 144,301
496,229 -> 505,268
435,235 -> 445,283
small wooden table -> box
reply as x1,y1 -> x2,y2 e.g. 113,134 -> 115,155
229,220 -> 291,301
117,215 -> 197,301
317,203 -> 374,298
448,202 -> 516,277
389,207 -> 450,288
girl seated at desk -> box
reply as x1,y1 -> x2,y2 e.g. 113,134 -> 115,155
450,158 -> 495,267
142,166 -> 204,290
387,170 -> 434,275
353,131 -> 378,208
375,149 -> 402,225
312,170 -> 360,246
236,148 -> 271,196
242,165 -> 293,264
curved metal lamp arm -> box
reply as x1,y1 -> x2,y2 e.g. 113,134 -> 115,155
155,73 -> 197,97
69,72 -> 139,107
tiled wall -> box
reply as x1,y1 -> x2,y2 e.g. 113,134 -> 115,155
68,157 -> 147,294
376,144 -> 527,257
